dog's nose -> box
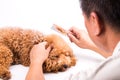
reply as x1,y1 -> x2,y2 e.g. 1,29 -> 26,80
58,64 -> 68,71
63,64 -> 68,68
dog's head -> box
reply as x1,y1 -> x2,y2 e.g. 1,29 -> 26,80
42,34 -> 76,72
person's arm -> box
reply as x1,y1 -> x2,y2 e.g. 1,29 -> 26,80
26,63 -> 44,80
67,27 -> 112,58
25,42 -> 51,80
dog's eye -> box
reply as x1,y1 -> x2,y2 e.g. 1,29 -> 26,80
55,55 -> 59,58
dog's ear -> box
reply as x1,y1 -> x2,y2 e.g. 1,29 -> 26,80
44,35 -> 52,47
43,34 -> 54,42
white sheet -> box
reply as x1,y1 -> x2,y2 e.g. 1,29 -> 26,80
0,0 -> 105,80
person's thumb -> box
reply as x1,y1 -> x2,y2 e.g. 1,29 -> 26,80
46,44 -> 52,53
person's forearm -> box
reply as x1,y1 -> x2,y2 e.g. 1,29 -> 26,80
25,63 -> 44,80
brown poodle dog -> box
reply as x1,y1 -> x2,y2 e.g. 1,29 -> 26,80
0,27 -> 76,80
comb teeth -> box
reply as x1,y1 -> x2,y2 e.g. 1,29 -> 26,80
51,24 -> 67,35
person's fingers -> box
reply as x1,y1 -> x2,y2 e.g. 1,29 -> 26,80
67,32 -> 73,42
68,27 -> 80,39
38,41 -> 47,47
39,41 -> 53,53
69,27 -> 78,33
69,26 -> 75,31
67,32 -> 79,44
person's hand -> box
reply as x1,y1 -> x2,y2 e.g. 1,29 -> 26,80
67,27 -> 112,58
67,27 -> 96,50
30,42 -> 51,65
26,42 -> 51,80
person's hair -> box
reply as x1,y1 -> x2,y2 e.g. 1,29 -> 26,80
80,0 -> 120,32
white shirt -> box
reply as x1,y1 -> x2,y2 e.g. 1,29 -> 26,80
70,42 -> 120,80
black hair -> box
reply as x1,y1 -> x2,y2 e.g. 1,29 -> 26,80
80,0 -> 120,32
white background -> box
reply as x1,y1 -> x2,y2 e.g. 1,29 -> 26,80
0,0 -> 85,31
0,0 -> 104,80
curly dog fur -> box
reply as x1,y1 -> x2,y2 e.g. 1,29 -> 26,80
0,27 -> 76,80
